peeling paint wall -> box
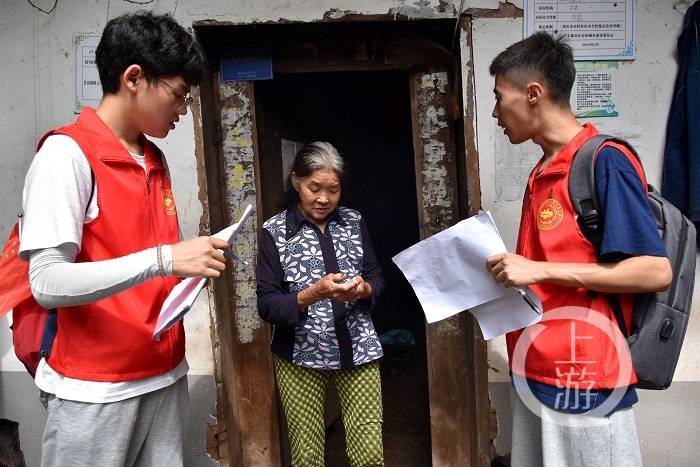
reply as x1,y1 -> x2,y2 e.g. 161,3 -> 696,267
217,83 -> 261,345
416,72 -> 456,220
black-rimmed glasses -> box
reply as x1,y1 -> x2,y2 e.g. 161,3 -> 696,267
157,78 -> 194,111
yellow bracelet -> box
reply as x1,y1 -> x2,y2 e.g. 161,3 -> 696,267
156,244 -> 166,277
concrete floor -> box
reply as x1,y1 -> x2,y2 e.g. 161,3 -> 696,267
325,349 -> 432,466
323,349 -> 511,467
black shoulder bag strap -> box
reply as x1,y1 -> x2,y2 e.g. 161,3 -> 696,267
39,168 -> 96,361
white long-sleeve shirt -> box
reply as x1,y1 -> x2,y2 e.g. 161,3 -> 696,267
19,134 -> 187,403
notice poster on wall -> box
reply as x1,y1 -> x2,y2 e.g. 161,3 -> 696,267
494,129 -> 541,202
525,0 -> 635,60
74,34 -> 102,113
571,61 -> 619,117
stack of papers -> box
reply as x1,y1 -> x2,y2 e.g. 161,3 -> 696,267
392,211 -> 541,340
153,204 -> 253,341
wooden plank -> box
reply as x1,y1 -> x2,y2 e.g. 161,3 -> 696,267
409,68 -> 472,465
197,68 -> 242,467
195,20 -> 458,75
457,16 -> 482,221
214,80 -> 281,466
458,16 -> 492,467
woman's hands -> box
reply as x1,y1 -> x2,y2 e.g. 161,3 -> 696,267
297,273 -> 372,309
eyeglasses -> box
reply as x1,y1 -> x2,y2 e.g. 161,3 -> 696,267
157,78 -> 194,111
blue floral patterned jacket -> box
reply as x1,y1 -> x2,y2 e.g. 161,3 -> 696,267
257,205 -> 385,369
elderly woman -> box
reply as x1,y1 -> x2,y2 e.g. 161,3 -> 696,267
256,141 -> 386,466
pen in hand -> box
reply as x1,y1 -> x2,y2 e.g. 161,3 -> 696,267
513,286 -> 541,314
222,246 -> 249,265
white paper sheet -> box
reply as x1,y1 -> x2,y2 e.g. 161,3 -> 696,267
153,204 -> 253,341
392,211 -> 541,339
468,293 -> 541,340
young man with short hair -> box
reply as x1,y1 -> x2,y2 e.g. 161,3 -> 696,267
20,11 -> 229,466
486,32 -> 672,466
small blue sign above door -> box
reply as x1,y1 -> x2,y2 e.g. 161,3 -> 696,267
220,44 -> 273,82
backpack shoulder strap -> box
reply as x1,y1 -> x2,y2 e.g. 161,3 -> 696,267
569,134 -> 611,259
569,134 -> 641,259
569,133 -> 643,338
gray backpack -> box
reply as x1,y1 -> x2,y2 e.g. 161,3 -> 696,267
569,134 -> 697,390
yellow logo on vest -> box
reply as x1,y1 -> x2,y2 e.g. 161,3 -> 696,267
537,198 -> 563,230
162,188 -> 177,216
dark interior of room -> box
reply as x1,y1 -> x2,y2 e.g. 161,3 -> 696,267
254,69 -> 432,466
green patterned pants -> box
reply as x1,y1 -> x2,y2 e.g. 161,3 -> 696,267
274,355 -> 384,467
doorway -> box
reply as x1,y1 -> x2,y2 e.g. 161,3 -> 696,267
254,69 -> 431,465
195,15 -> 489,466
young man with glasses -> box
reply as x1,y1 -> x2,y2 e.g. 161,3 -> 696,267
19,11 -> 229,466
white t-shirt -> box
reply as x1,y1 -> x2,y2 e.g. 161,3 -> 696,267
20,134 -> 187,403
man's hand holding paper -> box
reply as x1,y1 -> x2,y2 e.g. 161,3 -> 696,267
171,235 -> 229,278
486,252 -> 543,289
153,204 -> 253,340
392,211 -> 541,339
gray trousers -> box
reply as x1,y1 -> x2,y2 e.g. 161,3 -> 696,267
40,375 -> 191,467
510,388 -> 643,467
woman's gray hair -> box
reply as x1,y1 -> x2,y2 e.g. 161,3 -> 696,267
292,142 -> 345,180
283,141 -> 346,205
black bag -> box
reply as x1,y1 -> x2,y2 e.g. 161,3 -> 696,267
569,134 -> 697,390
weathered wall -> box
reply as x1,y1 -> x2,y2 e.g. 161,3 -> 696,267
0,0 -> 698,465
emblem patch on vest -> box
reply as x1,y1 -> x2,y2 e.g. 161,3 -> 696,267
162,189 -> 177,216
537,198 -> 563,230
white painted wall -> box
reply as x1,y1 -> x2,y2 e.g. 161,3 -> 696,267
1,0 -> 698,465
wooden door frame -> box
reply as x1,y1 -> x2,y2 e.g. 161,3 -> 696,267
194,15 -> 488,466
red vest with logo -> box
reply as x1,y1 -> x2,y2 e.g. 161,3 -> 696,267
506,123 -> 647,390
38,107 -> 185,382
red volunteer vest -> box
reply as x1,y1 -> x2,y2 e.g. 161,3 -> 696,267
506,123 -> 646,390
37,107 -> 185,382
